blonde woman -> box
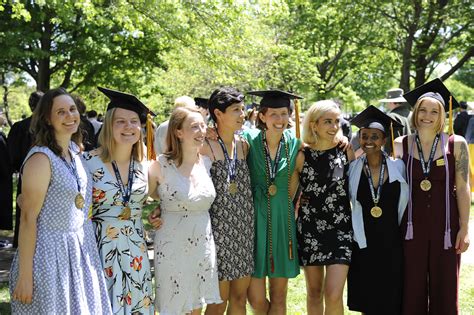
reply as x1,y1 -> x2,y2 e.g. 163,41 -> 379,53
394,79 -> 470,315
291,100 -> 354,315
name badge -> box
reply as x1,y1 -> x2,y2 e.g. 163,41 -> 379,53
436,158 -> 445,166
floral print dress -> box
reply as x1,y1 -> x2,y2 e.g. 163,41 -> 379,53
296,146 -> 353,266
84,151 -> 154,314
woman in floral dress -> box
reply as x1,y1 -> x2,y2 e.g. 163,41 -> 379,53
84,87 -> 154,314
292,100 -> 354,314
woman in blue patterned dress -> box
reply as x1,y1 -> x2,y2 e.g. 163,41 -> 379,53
83,87 -> 155,314
9,88 -> 111,314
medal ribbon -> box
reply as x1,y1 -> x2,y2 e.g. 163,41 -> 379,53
60,147 -> 81,193
364,154 -> 386,206
415,133 -> 440,179
216,134 -> 238,183
111,159 -> 135,206
263,130 -> 284,184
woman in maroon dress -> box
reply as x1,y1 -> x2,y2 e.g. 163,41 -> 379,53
394,79 -> 470,315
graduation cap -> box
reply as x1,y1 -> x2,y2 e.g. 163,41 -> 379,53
403,78 -> 459,111
98,86 -> 156,160
98,86 -> 156,123
194,97 -> 209,109
351,105 -> 403,134
247,90 -> 303,109
351,105 -> 403,157
403,78 -> 459,134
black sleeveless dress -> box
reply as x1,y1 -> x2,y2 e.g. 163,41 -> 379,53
347,170 -> 403,315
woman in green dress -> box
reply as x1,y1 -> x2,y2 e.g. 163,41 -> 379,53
244,90 -> 303,314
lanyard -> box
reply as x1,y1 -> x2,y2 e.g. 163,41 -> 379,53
263,130 -> 284,184
364,155 -> 386,205
111,159 -> 135,205
415,133 -> 440,178
216,134 -> 238,182
60,148 -> 81,193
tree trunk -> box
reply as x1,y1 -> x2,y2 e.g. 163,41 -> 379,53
36,16 -> 53,92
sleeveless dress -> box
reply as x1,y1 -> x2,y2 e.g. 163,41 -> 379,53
243,129 -> 300,278
347,171 -> 403,314
83,152 -> 153,314
9,144 -> 111,314
153,154 -> 221,314
207,139 -> 255,281
296,146 -> 353,266
401,135 -> 460,315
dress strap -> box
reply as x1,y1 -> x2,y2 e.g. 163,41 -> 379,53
448,134 -> 455,154
205,139 -> 217,161
402,135 -> 408,160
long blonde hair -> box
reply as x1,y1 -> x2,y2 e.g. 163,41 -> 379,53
98,108 -> 144,163
302,100 -> 341,145
411,96 -> 445,133
164,106 -> 202,166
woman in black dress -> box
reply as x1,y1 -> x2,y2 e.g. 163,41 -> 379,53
347,106 -> 408,314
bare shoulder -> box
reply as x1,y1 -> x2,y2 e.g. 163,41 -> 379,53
24,152 -> 50,173
148,159 -> 164,184
452,134 -> 468,155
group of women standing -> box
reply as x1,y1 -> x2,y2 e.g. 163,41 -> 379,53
8,78 -> 470,315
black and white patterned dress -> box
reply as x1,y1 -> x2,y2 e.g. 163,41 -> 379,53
208,142 -> 255,281
296,146 -> 353,266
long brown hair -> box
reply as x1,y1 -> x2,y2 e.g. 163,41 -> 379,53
98,108 -> 144,163
164,106 -> 202,166
30,88 -> 83,156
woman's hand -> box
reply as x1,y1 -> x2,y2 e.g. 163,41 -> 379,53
148,207 -> 163,229
206,127 -> 218,141
337,135 -> 352,152
12,273 -> 33,304
455,226 -> 470,254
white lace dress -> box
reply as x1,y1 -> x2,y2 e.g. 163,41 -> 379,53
153,154 -> 221,314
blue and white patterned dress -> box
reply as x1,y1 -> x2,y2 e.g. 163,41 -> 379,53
9,144 -> 111,314
83,151 -> 154,314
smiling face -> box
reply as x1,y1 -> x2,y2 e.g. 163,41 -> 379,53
176,111 -> 207,149
413,97 -> 445,133
359,128 -> 386,154
259,107 -> 290,134
215,102 -> 246,132
49,94 -> 80,137
112,108 -> 141,146
312,110 -> 340,142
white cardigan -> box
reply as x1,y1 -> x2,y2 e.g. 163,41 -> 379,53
348,155 -> 409,249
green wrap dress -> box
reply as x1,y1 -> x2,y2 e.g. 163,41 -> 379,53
243,128 -> 301,278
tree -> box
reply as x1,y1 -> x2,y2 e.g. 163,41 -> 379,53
0,1 -> 167,92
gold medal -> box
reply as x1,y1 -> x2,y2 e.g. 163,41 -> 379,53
75,193 -> 85,209
370,206 -> 382,218
268,184 -> 277,196
420,179 -> 432,191
119,206 -> 131,220
229,182 -> 238,195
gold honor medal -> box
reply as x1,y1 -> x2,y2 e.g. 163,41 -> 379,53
75,193 -> 85,209
268,184 -> 277,196
229,182 -> 238,195
119,206 -> 131,220
371,206 -> 382,218
420,179 -> 432,191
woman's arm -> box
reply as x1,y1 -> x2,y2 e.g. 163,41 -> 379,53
290,150 -> 305,199
453,135 -> 470,254
147,160 -> 163,229
12,153 -> 51,304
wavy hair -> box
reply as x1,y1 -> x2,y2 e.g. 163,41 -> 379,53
30,88 -> 83,156
302,100 -> 341,145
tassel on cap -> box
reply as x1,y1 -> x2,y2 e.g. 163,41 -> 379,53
146,113 -> 156,161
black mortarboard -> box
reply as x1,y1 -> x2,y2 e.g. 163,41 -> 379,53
403,78 -> 459,111
247,90 -> 303,108
194,97 -> 209,109
350,105 -> 403,134
98,86 -> 156,123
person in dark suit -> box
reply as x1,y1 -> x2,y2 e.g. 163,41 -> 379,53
73,95 -> 97,151
0,113 -> 13,232
454,101 -> 470,137
7,91 -> 44,247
